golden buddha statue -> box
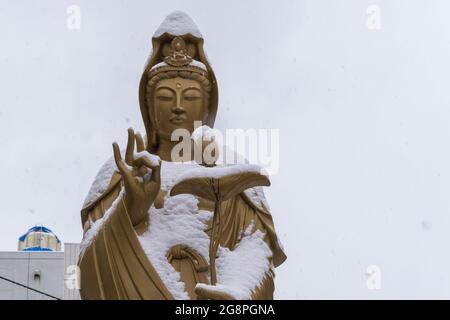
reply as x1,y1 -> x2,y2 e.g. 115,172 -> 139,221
78,11 -> 286,300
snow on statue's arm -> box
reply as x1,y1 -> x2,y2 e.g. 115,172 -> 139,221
195,222 -> 274,300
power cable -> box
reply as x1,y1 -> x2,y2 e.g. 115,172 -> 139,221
0,275 -> 60,300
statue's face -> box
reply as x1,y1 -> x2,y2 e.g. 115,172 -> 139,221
152,76 -> 206,135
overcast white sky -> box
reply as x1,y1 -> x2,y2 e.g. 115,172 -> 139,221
1,0 -> 450,299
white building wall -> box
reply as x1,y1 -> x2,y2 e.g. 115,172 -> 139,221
0,251 -> 64,300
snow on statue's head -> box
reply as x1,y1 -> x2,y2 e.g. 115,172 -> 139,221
139,11 -> 219,153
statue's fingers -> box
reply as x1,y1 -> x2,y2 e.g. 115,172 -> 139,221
134,156 -> 160,184
125,128 -> 135,165
136,166 -> 148,177
150,161 -> 161,184
133,157 -> 152,178
135,132 -> 145,152
113,143 -> 134,183
133,156 -> 152,169
113,143 -> 126,173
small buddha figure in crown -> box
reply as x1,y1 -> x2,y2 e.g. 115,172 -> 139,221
78,11 -> 286,300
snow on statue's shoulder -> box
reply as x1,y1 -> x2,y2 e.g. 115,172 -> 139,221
154,11 -> 202,38
83,156 -> 117,208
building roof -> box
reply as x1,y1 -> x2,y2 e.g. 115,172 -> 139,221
18,226 -> 61,243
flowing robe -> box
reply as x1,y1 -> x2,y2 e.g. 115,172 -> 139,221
78,160 -> 286,300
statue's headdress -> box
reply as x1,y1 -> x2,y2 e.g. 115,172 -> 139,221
139,11 -> 219,151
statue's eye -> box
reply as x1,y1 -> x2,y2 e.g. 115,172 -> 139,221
183,89 -> 202,101
156,95 -> 174,102
184,95 -> 201,101
155,88 -> 175,101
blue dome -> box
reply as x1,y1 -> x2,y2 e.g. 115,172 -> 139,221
18,226 -> 60,243
18,225 -> 61,252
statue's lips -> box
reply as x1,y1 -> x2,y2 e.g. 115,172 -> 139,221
170,114 -> 187,124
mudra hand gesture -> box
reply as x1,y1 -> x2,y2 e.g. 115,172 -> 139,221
112,128 -> 161,225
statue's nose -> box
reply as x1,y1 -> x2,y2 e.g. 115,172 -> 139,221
172,97 -> 185,114
172,105 -> 185,114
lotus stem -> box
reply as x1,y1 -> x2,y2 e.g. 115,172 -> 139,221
209,201 -> 222,285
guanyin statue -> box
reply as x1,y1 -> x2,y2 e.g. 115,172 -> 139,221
78,11 -> 286,300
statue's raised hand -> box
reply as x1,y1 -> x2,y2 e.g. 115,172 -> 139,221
112,128 -> 161,226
